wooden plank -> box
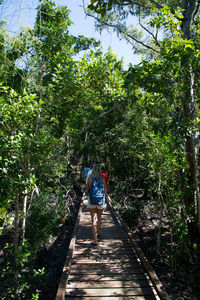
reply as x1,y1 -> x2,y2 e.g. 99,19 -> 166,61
70,268 -> 145,275
73,251 -> 135,256
73,248 -> 135,255
75,239 -> 130,244
72,258 -> 139,264
68,273 -> 148,281
66,287 -> 155,297
76,234 -> 126,239
71,260 -> 139,266
73,252 -> 135,258
71,264 -> 144,274
77,224 -> 124,229
67,280 -> 152,288
72,258 -> 138,264
73,257 -> 138,262
74,243 -> 134,251
65,296 -> 155,300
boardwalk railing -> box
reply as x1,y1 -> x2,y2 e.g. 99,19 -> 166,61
55,193 -> 169,300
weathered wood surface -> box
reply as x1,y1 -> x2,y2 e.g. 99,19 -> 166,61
65,196 -> 157,300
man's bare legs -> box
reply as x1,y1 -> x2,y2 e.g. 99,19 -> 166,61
89,208 -> 103,245
97,209 -> 103,236
89,209 -> 98,245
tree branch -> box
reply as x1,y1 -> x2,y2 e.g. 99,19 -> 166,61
87,0 -> 163,9
138,9 -> 161,48
103,0 -> 163,10
193,0 -> 200,20
135,0 -> 163,9
80,106 -> 115,135
84,8 -> 160,54
113,1 -> 151,9
149,0 -> 163,9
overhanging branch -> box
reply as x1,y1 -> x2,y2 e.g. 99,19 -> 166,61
84,7 -> 160,54
193,0 -> 200,20
96,0 -> 163,10
138,9 -> 161,48
101,18 -> 160,53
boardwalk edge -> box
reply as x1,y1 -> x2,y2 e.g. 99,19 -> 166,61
55,195 -> 83,300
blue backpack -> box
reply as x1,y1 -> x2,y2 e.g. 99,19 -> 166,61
90,176 -> 105,205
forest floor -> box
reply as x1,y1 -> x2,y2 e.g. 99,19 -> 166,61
37,182 -> 200,300
130,212 -> 200,300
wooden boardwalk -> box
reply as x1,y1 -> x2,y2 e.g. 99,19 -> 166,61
62,195 -> 158,300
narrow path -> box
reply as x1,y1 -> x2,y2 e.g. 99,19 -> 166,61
64,194 -> 157,300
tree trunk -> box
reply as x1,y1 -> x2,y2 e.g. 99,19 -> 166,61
22,189 -> 28,241
182,74 -> 199,228
156,173 -> 163,255
14,194 -> 20,252
21,154 -> 30,240
65,134 -> 72,171
181,0 -> 200,231
14,193 -> 20,293
181,0 -> 196,38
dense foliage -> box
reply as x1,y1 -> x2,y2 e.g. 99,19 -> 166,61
0,0 -> 200,298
